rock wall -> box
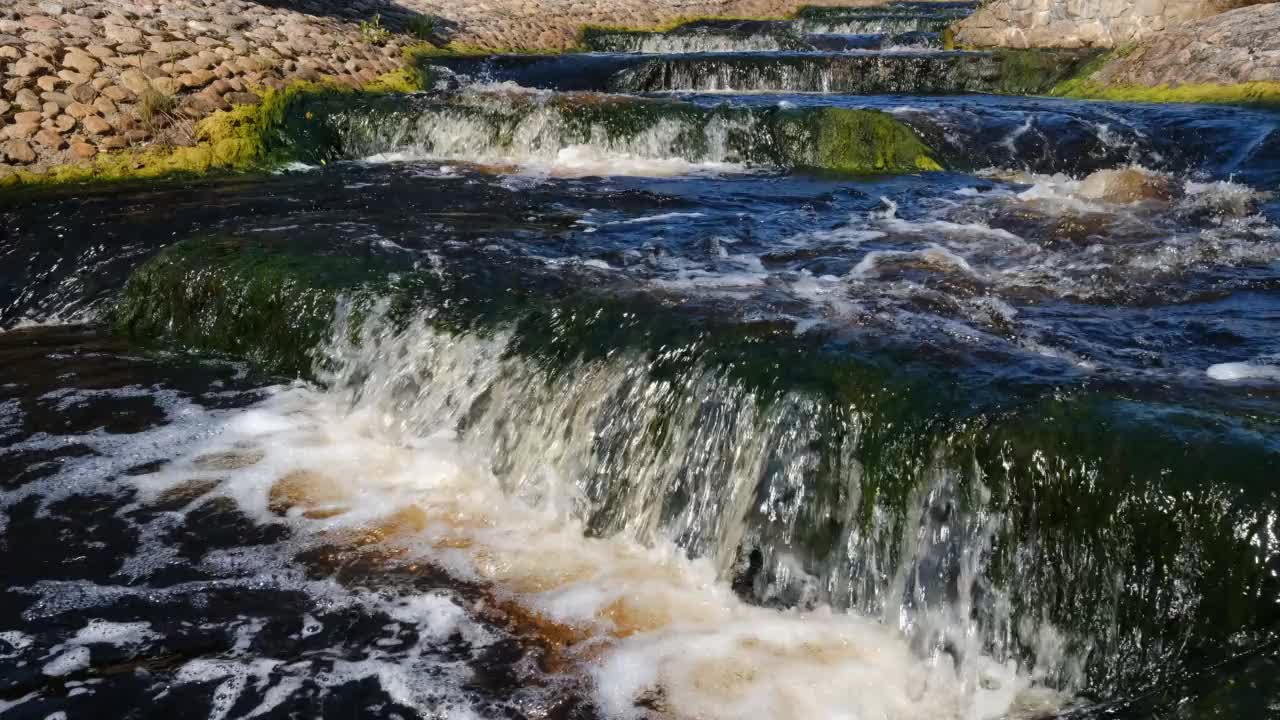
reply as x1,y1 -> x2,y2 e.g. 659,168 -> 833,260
1087,2 -> 1280,85
953,0 -> 1269,48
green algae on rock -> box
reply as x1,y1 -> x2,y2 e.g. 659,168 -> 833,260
1044,45 -> 1280,106
110,238 -> 369,377
801,107 -> 943,173
262,90 -> 943,174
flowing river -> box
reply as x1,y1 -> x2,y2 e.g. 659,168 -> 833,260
1,3 -> 1278,719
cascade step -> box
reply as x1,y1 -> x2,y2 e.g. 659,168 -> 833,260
429,49 -> 1100,96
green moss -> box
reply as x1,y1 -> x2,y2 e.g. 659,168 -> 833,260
110,238 -> 387,376
1045,48 -> 1280,106
940,25 -> 957,51
987,48 -> 1105,95
809,108 -> 942,173
1055,79 -> 1280,106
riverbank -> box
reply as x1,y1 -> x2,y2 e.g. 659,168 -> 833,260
3,0 -> 1279,183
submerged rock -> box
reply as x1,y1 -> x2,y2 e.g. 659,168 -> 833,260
1077,167 -> 1175,203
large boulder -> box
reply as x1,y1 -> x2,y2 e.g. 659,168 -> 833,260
953,0 -> 1267,48
1088,2 -> 1280,87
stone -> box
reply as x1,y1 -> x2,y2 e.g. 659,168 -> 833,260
41,92 -> 73,109
62,50 -> 100,74
14,111 -> 44,125
0,100 -> 9,116
1078,168 -> 1175,202
14,89 -> 41,112
180,94 -> 220,117
180,54 -> 217,72
118,68 -> 151,95
150,77 -> 179,96
178,70 -> 215,89
101,85 -> 133,102
92,96 -> 116,115
105,24 -> 144,45
1,122 -> 38,140
1,139 -> 36,163
211,13 -> 249,30
65,102 -> 95,119
53,114 -> 75,132
206,79 -> 233,96
0,45 -> 20,60
33,127 -> 65,149
151,40 -> 198,57
106,112 -> 136,132
56,70 -> 90,85
81,114 -> 110,135
85,44 -> 114,60
195,87 -> 230,111
42,102 -> 60,118
5,77 -> 33,94
13,55 -> 53,77
26,15 -> 62,32
97,135 -> 127,150
36,76 -> 61,93
225,92 -> 261,106
25,44 -> 58,61
67,83 -> 95,103
69,140 -> 96,159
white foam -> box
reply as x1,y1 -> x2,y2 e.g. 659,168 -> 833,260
42,646 -> 90,677
70,619 -> 157,647
0,630 -> 33,658
606,212 -> 707,226
1206,362 -> 1280,382
105,319 -> 1071,720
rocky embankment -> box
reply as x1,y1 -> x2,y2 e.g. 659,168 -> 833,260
0,0 -> 429,173
1085,2 -> 1280,87
954,0 -> 1280,101
953,0 -> 1263,48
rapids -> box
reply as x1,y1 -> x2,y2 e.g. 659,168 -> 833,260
1,3 -> 1278,719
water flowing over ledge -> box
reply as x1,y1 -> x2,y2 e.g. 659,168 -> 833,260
101,234 -> 1280,706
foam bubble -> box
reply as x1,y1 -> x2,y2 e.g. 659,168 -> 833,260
42,646 -> 90,677
1206,362 -> 1280,382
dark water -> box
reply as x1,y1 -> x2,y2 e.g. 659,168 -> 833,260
2,3 -> 1279,719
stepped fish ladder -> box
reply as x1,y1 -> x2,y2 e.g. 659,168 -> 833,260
2,1 -> 1280,718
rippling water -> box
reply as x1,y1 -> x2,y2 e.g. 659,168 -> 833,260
2,5 -> 1279,719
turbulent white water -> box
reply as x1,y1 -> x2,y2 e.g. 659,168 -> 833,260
339,88 -> 755,178
97,316 -> 1069,720
594,33 -> 802,54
